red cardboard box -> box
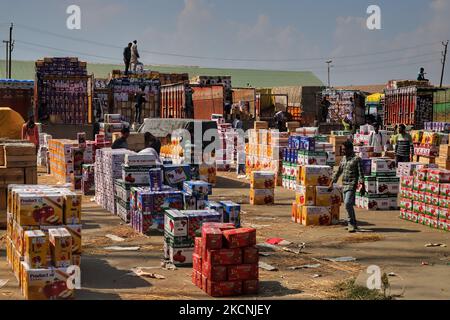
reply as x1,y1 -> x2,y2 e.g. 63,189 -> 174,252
227,264 -> 259,281
205,280 -> 243,297
191,271 -> 196,286
201,275 -> 208,291
202,261 -> 227,281
193,253 -> 202,273
207,248 -> 242,265
202,222 -> 235,231
242,246 -> 259,264
194,237 -> 202,255
223,228 -> 256,248
202,227 -> 223,250
243,280 -> 259,295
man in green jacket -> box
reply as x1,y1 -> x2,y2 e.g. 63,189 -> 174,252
331,140 -> 366,233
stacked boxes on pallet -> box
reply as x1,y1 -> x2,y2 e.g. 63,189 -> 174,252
292,165 -> 341,226
356,158 -> 400,211
5,185 -> 82,299
437,144 -> 450,170
81,164 -> 95,196
399,167 -> 450,231
250,171 -> 275,205
192,224 -> 258,297
282,134 -> 335,191
183,180 -> 213,211
216,123 -> 244,171
164,209 -> 222,266
246,122 -> 289,186
411,130 -> 448,165
35,57 -> 91,125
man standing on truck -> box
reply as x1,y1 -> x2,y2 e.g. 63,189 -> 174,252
331,140 -> 366,233
134,86 -> 147,124
123,43 -> 132,75
320,95 -> 331,123
131,40 -> 143,71
392,124 -> 414,165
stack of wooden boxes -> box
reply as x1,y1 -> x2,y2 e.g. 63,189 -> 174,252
437,144 -> 450,170
0,140 -> 37,227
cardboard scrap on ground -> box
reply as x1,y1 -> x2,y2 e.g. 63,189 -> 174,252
288,264 -> 321,270
0,280 -> 8,289
105,234 -> 126,242
425,243 -> 446,248
325,257 -> 357,262
130,268 -> 165,280
161,260 -> 177,270
259,262 -> 278,271
104,246 -> 140,251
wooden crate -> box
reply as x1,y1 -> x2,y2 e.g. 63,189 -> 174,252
0,142 -> 37,168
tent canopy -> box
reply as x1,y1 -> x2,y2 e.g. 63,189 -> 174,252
366,93 -> 384,104
0,107 -> 25,139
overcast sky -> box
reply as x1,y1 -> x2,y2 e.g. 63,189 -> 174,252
0,0 -> 449,85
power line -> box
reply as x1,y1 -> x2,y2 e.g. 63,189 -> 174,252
16,39 -> 441,74
15,23 -> 442,63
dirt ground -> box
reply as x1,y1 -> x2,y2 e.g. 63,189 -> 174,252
0,171 -> 449,300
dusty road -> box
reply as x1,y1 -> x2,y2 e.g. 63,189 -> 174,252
0,171 -> 449,300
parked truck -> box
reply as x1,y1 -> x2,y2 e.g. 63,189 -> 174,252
384,86 -> 437,129
160,83 -> 224,120
433,88 -> 450,123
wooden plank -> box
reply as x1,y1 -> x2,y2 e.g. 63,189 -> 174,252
0,187 -> 7,210
1,155 -> 37,169
3,144 -> 36,156
25,167 -> 38,185
0,168 -> 25,187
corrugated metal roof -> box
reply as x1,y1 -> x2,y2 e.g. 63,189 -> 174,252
1,60 -> 324,88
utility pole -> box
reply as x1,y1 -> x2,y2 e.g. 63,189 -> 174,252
440,40 -> 449,88
8,23 -> 14,79
326,60 -> 333,88
2,40 -> 9,78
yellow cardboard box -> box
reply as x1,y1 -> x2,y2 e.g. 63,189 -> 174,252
251,171 -> 275,189
24,230 -> 47,269
296,185 -> 316,206
302,206 -> 332,226
250,189 -> 275,205
49,228 -> 72,268
298,166 -> 333,187
331,205 -> 341,225
17,193 -> 64,226
65,224 -> 82,254
21,262 -> 74,300
315,187 -> 333,207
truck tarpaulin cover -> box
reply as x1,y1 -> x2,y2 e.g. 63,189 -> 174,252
138,118 -> 218,139
0,107 -> 25,139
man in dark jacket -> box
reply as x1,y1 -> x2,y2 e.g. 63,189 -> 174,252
134,86 -> 147,124
112,127 -> 130,150
123,43 -> 132,75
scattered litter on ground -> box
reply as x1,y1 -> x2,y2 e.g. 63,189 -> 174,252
388,272 -> 397,277
254,217 -> 276,221
325,257 -> 357,262
104,246 -> 140,251
258,252 -> 273,257
266,238 -> 290,245
259,262 -> 278,271
425,243 -> 447,248
421,261 -> 431,266
256,243 -> 279,251
288,264 -> 321,270
237,175 -> 247,179
130,268 -> 166,279
0,280 -> 8,288
249,224 -> 271,229
105,234 -> 126,242
312,274 -> 322,278
90,197 -> 95,202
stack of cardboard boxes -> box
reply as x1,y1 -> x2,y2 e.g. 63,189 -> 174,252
292,165 -> 342,226
0,141 -> 38,227
250,171 -> 275,205
5,185 -> 82,300
399,167 -> 450,232
216,123 -> 244,171
436,144 -> 450,170
99,114 -> 124,141
356,158 -> 400,211
164,209 -> 222,266
412,131 -> 449,165
282,135 -> 335,191
192,224 -> 258,297
246,122 -> 289,186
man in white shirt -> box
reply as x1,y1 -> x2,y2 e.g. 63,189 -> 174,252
131,40 -> 143,71
368,123 -> 385,156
